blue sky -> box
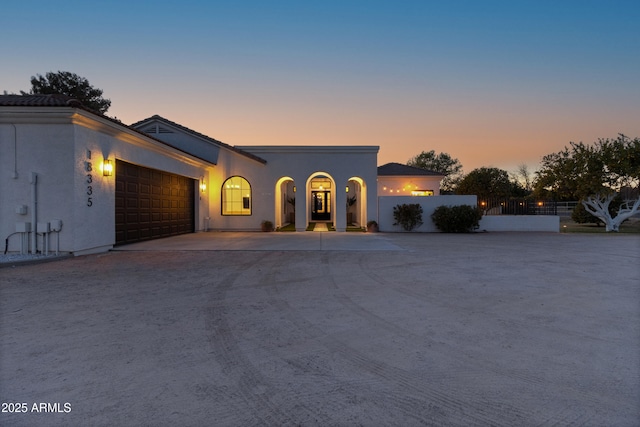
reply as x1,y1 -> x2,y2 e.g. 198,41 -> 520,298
2,0 -> 639,172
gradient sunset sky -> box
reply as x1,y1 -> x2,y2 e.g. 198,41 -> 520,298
2,0 -> 639,173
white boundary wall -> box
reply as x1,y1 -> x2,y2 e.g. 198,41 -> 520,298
378,195 -> 477,232
478,215 -> 559,232
378,196 -> 559,232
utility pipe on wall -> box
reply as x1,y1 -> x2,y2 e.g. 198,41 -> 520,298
30,172 -> 38,254
11,123 -> 18,179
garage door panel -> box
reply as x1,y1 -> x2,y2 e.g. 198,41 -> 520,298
140,197 -> 150,209
115,160 -> 194,245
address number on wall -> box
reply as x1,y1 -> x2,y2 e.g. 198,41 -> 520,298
85,159 -> 93,207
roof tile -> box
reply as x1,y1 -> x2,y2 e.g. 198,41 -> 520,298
378,162 -> 444,176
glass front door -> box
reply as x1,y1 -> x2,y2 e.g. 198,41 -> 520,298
312,191 -> 331,220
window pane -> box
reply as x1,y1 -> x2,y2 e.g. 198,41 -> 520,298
222,176 -> 251,215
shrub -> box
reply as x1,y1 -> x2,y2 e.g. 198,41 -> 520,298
431,205 -> 482,233
393,204 -> 423,231
261,220 -> 274,231
571,201 -> 602,226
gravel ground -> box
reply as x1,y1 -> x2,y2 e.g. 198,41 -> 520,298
1,232 -> 639,426
0,253 -> 67,266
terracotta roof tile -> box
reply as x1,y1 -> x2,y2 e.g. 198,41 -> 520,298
0,94 -> 84,107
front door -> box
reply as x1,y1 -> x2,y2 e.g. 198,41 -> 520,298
312,191 -> 331,221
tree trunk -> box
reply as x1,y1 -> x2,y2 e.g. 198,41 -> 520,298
582,193 -> 640,232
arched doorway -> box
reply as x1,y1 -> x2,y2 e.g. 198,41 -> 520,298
274,176 -> 295,229
347,177 -> 366,227
306,172 -> 336,226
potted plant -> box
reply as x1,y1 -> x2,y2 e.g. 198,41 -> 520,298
261,220 -> 274,232
366,220 -> 378,232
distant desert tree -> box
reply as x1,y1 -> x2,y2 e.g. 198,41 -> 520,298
23,71 -> 111,114
535,135 -> 640,232
455,167 -> 513,200
407,150 -> 463,193
511,163 -> 534,194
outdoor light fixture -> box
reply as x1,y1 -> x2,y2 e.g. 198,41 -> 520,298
200,179 -> 206,193
102,159 -> 113,176
346,186 -> 349,193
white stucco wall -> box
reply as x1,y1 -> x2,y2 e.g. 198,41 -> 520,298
478,216 -> 560,232
204,147 -> 269,231
378,195 -> 560,232
238,146 -> 379,231
1,108 -> 211,255
1,121 -> 75,253
378,195 -> 478,232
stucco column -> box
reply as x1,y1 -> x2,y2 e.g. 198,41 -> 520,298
295,192 -> 306,232
334,187 -> 346,232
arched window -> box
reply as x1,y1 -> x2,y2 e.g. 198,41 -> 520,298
222,176 -> 251,215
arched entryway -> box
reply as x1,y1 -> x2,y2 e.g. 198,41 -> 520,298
275,176 -> 295,229
306,172 -> 336,228
346,177 -> 367,227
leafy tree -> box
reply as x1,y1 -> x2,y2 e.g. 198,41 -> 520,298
455,167 -> 513,200
23,71 -> 111,114
407,150 -> 463,193
534,135 -> 640,231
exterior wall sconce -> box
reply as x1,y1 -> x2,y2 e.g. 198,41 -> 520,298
102,159 -> 113,176
200,179 -> 206,193
293,186 -> 296,192
346,186 -> 349,193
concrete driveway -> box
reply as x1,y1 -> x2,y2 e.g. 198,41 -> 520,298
1,232 -> 639,426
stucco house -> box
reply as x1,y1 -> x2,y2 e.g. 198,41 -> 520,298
1,94 -> 394,255
377,162 -> 445,197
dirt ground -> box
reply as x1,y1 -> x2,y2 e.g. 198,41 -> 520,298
1,232 -> 639,426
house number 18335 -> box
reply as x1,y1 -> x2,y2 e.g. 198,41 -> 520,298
85,161 -> 93,207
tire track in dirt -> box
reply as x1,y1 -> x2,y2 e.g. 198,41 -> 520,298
389,269 -> 630,415
203,252 -> 299,426
329,253 -> 538,424
352,252 -> 621,425
251,252 -> 337,426
204,251 -> 335,426
266,294 -> 508,426
258,253 -> 448,424
261,252 -> 511,426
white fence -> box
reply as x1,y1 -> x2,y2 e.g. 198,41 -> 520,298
377,196 -> 559,232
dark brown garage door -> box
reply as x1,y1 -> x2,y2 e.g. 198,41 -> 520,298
115,160 -> 195,245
